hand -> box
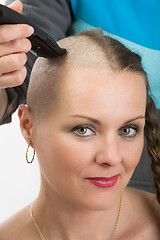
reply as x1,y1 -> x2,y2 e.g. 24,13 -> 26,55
0,0 -> 34,89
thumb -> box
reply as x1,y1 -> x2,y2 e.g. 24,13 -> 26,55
9,0 -> 23,14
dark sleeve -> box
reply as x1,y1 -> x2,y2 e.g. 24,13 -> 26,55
0,0 -> 73,125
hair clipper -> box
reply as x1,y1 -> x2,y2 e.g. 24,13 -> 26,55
0,4 -> 67,58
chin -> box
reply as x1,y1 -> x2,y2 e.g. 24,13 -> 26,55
70,189 -> 120,212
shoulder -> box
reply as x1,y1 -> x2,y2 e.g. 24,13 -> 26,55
0,203 -> 38,240
121,187 -> 160,239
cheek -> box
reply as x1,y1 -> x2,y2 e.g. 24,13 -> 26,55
49,137 -> 95,174
35,134 -> 97,203
122,137 -> 144,171
36,134 -> 95,184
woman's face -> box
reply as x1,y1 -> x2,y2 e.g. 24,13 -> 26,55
32,68 -> 146,210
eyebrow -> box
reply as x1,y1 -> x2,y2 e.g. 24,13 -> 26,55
124,116 -> 146,124
70,115 -> 101,125
70,115 -> 146,125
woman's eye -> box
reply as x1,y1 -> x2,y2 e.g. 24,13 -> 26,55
72,125 -> 95,137
119,125 -> 139,138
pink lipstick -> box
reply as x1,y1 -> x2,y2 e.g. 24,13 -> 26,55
86,175 -> 119,188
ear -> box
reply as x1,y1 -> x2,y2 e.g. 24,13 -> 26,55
18,104 -> 34,146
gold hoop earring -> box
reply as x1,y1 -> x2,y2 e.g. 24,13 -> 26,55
26,142 -> 35,164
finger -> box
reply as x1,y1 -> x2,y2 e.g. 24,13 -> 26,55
0,24 -> 34,44
0,66 -> 27,88
0,38 -> 32,57
0,53 -> 27,74
9,0 -> 23,14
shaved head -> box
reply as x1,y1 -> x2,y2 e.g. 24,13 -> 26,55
26,29 -> 147,122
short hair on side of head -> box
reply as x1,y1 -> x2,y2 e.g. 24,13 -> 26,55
26,29 -> 160,204
26,56 -> 65,122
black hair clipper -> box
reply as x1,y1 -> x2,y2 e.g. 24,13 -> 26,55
0,4 -> 67,58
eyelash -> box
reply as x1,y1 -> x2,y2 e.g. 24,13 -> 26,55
118,124 -> 141,139
72,125 -> 95,138
71,124 -> 141,139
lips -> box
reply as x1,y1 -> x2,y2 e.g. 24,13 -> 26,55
86,175 -> 119,188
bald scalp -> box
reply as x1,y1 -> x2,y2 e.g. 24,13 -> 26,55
26,29 -> 145,122
27,30 -> 109,122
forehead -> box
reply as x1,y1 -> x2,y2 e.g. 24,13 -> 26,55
57,67 -> 146,122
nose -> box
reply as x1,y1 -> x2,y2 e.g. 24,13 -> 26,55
95,134 -> 122,167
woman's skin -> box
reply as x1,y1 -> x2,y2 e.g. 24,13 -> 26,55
0,68 -> 160,240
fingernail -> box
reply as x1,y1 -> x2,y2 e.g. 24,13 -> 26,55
14,0 -> 22,3
9,0 -> 21,6
28,26 -> 34,35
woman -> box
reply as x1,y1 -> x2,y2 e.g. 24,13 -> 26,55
0,29 -> 160,239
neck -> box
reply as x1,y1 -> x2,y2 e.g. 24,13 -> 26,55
32,176 -> 122,240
